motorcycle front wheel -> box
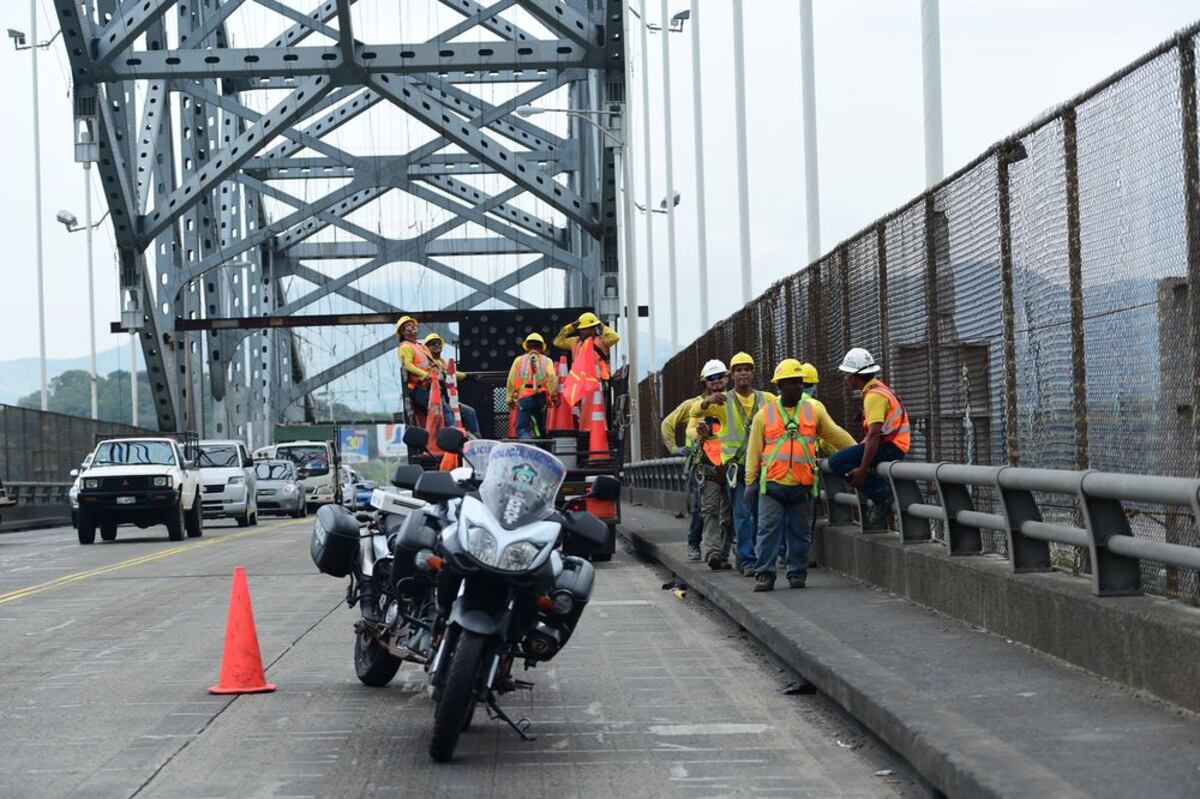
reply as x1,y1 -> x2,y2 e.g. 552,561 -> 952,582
429,629 -> 487,763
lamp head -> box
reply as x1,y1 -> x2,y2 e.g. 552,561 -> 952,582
515,105 -> 541,118
56,210 -> 78,229
7,29 -> 26,47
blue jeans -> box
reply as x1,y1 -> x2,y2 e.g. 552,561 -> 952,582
449,402 -> 480,436
754,484 -> 813,579
516,394 -> 547,439
408,384 -> 429,414
827,442 -> 906,504
727,463 -> 757,570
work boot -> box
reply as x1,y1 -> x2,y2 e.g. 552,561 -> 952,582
706,554 -> 723,571
863,497 -> 894,531
787,575 -> 807,589
687,544 -> 701,561
752,573 -> 775,592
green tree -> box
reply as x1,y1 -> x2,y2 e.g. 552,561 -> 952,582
19,369 -> 157,428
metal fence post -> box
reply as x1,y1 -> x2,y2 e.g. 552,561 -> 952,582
924,195 -> 942,462
1062,108 -> 1090,471
1179,37 -> 1200,477
876,223 -> 889,371
997,144 -> 1023,466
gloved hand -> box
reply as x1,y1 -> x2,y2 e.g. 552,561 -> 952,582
674,447 -> 689,457
743,485 -> 757,506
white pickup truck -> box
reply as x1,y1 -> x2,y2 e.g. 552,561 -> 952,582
74,437 -> 203,544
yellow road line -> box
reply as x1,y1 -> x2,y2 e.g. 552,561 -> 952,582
0,518 -> 304,607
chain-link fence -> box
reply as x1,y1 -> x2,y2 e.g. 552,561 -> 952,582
0,405 -> 156,485
637,27 -> 1200,603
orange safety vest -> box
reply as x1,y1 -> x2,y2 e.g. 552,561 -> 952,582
862,380 -> 911,454
515,353 -> 554,399
400,341 -> 434,389
701,422 -> 724,467
761,400 -> 819,488
572,335 -> 611,381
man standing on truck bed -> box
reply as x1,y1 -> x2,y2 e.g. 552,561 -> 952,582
555,312 -> 620,381
507,333 -> 560,439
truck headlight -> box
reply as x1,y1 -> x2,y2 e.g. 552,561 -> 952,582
498,541 -> 540,572
153,476 -> 173,488
83,479 -> 99,489
464,526 -> 498,567
227,476 -> 245,486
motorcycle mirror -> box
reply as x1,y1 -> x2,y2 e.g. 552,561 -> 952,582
435,427 -> 465,455
412,470 -> 466,502
402,426 -> 430,449
588,475 -> 621,502
391,464 -> 425,490
563,510 -> 608,547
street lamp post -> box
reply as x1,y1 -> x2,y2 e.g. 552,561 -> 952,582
688,0 -> 710,330
9,13 -> 62,411
659,0 -> 679,354
731,0 -> 754,304
636,0 -> 657,374
799,0 -> 821,263
515,104 -> 642,458
57,200 -> 110,422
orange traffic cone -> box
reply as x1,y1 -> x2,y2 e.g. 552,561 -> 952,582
508,405 -> 518,438
585,386 -> 609,463
208,566 -> 276,695
547,357 -> 575,433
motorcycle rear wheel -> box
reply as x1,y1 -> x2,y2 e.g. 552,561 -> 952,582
354,628 -> 402,687
429,629 -> 486,762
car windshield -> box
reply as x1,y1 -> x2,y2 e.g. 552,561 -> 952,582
254,461 -> 294,480
92,441 -> 177,467
277,446 -> 329,475
479,442 -> 566,530
198,445 -> 241,468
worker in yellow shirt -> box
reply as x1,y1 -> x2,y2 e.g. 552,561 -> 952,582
687,359 -> 737,570
660,381 -> 705,560
827,347 -> 911,531
395,316 -> 435,422
554,311 -> 621,381
744,359 -> 856,591
506,333 -> 560,439
423,333 -> 480,436
689,352 -> 775,575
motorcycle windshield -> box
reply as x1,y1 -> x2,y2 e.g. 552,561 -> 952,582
462,439 -> 499,475
479,442 -> 566,530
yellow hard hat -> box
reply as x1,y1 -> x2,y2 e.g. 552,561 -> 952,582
575,311 -> 601,329
523,332 -> 547,351
422,332 -> 443,346
730,352 -> 755,369
798,362 -> 819,384
771,358 -> 806,384
394,315 -> 418,336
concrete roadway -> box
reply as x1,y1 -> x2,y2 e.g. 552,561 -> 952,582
0,517 -> 916,798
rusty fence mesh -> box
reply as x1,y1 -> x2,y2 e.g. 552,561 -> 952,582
0,405 -> 155,485
636,29 -> 1200,604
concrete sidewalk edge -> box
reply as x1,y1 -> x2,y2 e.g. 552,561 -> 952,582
618,521 -> 1087,799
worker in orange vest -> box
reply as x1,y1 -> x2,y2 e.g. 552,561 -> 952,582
827,347 -> 912,531
554,311 -> 620,381
690,359 -> 735,570
423,332 -> 480,436
744,359 -> 856,591
395,316 -> 435,421
506,333 -> 560,439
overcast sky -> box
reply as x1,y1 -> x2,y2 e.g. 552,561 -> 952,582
0,0 -> 1196,379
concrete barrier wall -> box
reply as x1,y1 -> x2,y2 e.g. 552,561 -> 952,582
0,503 -> 71,533
624,487 -> 1200,714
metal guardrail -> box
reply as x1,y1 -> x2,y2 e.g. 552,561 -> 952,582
626,458 -> 1200,598
4,482 -> 71,505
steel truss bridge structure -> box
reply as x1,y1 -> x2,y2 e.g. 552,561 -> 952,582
52,0 -> 626,437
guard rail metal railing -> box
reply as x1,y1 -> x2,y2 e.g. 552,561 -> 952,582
3,482 -> 71,505
625,458 -> 1200,598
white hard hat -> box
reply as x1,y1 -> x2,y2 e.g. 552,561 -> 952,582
838,347 -> 881,375
700,359 -> 728,379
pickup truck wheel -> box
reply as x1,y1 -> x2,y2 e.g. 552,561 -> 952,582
100,523 -> 118,542
77,513 -> 96,545
185,493 -> 203,538
236,512 -> 250,528
166,500 -> 185,541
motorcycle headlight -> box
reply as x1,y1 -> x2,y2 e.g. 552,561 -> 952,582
498,541 -> 540,572
83,479 -> 99,489
227,476 -> 245,486
153,476 -> 172,488
464,525 -> 498,567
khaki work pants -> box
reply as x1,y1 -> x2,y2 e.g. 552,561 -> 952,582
699,465 -> 732,563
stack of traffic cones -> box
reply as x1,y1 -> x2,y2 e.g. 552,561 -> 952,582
584,383 -> 608,464
547,357 -> 575,433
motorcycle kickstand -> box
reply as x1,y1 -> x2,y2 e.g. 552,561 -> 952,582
485,694 -> 535,741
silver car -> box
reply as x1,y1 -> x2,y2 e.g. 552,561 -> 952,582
253,460 -> 306,518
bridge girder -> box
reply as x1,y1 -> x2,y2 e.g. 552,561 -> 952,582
54,0 -> 626,435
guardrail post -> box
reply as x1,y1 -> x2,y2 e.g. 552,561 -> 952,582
933,464 -> 983,555
996,468 -> 1052,573
820,466 -> 856,525
1078,482 -> 1141,596
880,462 -> 932,543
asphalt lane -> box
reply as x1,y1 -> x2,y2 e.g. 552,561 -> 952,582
0,518 -> 915,798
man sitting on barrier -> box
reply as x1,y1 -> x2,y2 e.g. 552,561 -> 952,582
423,332 -> 481,437
827,348 -> 911,531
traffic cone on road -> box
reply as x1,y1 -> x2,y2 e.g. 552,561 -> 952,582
208,566 -> 276,695
585,387 -> 609,463
547,357 -> 575,433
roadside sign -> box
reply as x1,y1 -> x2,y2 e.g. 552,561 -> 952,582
376,424 -> 407,458
338,427 -> 370,463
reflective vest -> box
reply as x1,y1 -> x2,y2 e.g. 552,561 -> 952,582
400,341 -> 433,389
717,390 -> 766,465
572,335 -> 612,381
863,380 -> 911,454
515,353 -> 554,399
760,399 -> 819,490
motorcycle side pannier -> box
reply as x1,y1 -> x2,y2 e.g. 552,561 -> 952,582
310,504 -> 360,577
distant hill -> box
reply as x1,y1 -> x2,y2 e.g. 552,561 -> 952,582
0,346 -> 141,407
